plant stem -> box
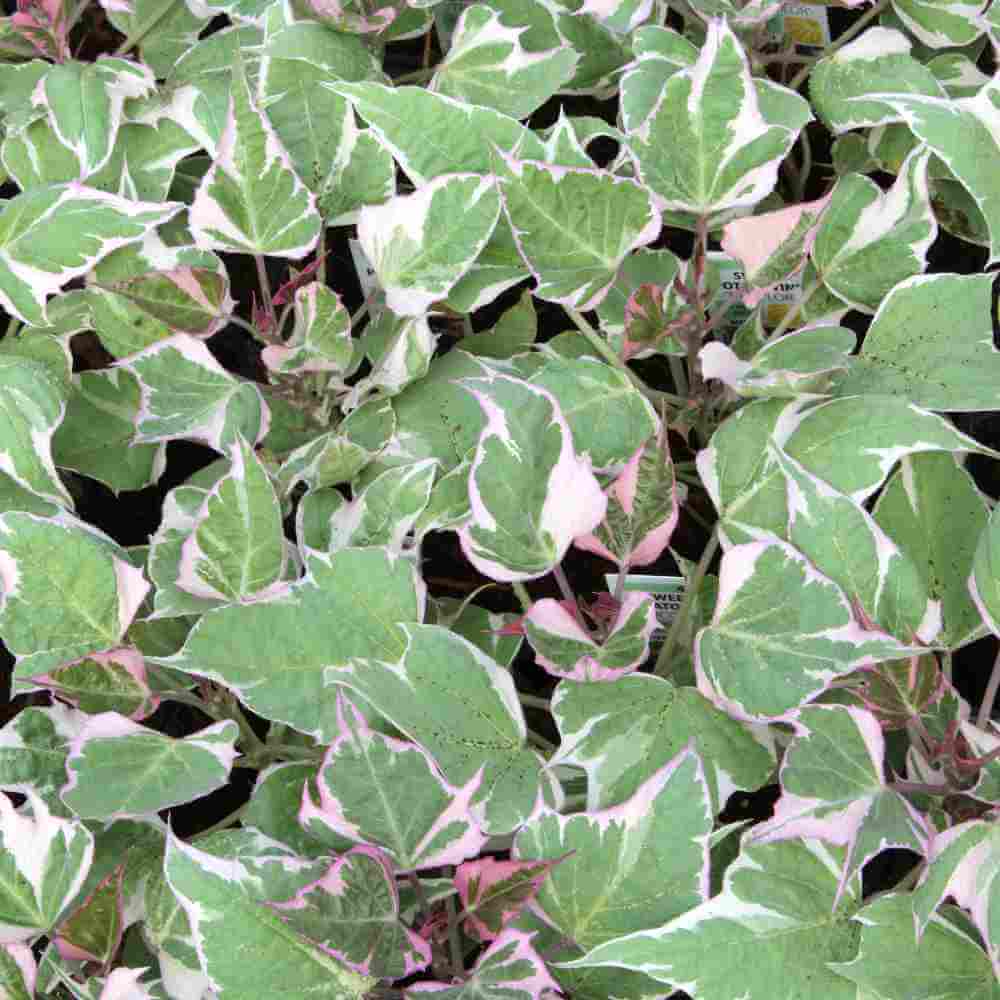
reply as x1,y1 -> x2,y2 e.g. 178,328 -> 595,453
653,527 -> 719,678
788,0 -> 891,92
394,67 -> 435,85
191,803 -> 248,840
941,650 -> 953,685
512,581 -> 533,613
113,0 -> 178,55
444,886 -> 465,979
668,354 -> 688,398
564,306 -> 686,407
519,692 -> 551,712
255,254 -> 277,332
527,728 -> 557,754
766,278 -> 822,341
977,644 -> 1000,729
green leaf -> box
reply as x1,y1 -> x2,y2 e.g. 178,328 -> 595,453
750,705 -> 928,902
831,273 -> 1000,410
771,445 -> 934,643
122,334 -> 268,452
495,152 -> 659,310
53,369 -> 166,495
0,357 -> 72,508
261,284 -> 352,375
330,82 -> 546,184
358,173 -> 501,316
62,714 -> 238,820
164,834 -> 373,998
0,791 -> 94,943
323,460 -> 437,553
153,547 -> 423,741
38,58 -> 156,177
696,539 -> 918,720
514,746 -> 712,951
176,436 -> 286,603
270,847 -> 431,979
404,927 -> 559,999
558,839 -> 862,1000
459,373 -> 606,582
874,453 -> 989,650
300,692 -> 487,871
529,357 -> 657,472
524,593 -> 656,681
550,674 -> 775,814
830,894 -> 1000,999
0,703 -> 84,816
809,27 -> 945,134
871,77 -> 1000,265
243,761 -> 330,857
326,623 -> 547,834
189,54 -> 321,258
0,513 -> 149,683
699,395 -> 998,545
0,183 -> 180,326
813,146 -> 937,314
430,4 -> 577,119
627,18 -> 809,221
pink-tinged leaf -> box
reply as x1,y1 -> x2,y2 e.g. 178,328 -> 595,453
513,746 -> 713,951
720,193 -> 833,308
524,591 -> 657,681
912,817 -> 1000,978
459,374 -> 606,582
299,693 -> 489,872
0,789 -> 94,943
272,255 -> 328,307
12,0 -> 69,60
574,431 -> 679,568
30,646 -> 159,721
54,864 -> 124,965
269,845 -> 431,980
298,0 -> 399,33
455,855 -> 564,943
1,942 -> 36,996
97,967 -> 157,1000
406,927 -> 559,1000
750,704 -> 929,908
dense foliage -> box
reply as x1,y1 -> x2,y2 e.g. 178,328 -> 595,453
2,0 -> 1000,997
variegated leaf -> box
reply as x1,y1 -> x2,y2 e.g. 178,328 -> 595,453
300,693 -> 488,872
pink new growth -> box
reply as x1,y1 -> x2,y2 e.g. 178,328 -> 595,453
721,193 -> 833,308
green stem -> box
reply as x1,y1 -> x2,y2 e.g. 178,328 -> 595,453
164,689 -> 226,721
527,728 -> 557,754
255,254 -> 277,333
519,692 -> 551,712
191,803 -> 248,840
977,644 -> 1000,729
564,306 -> 686,407
788,0 -> 891,92
444,885 -> 465,979
113,0 -> 181,55
394,67 -> 435,85
766,278 -> 822,341
512,581 -> 533,613
5,316 -> 22,339
653,527 -> 719,678
668,354 -> 688,398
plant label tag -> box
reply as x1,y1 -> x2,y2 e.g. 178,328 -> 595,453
606,574 -> 686,649
715,262 -> 805,337
349,238 -> 379,299
767,4 -> 830,51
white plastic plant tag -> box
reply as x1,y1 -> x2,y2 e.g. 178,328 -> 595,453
605,573 -> 685,648
715,262 -> 805,336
